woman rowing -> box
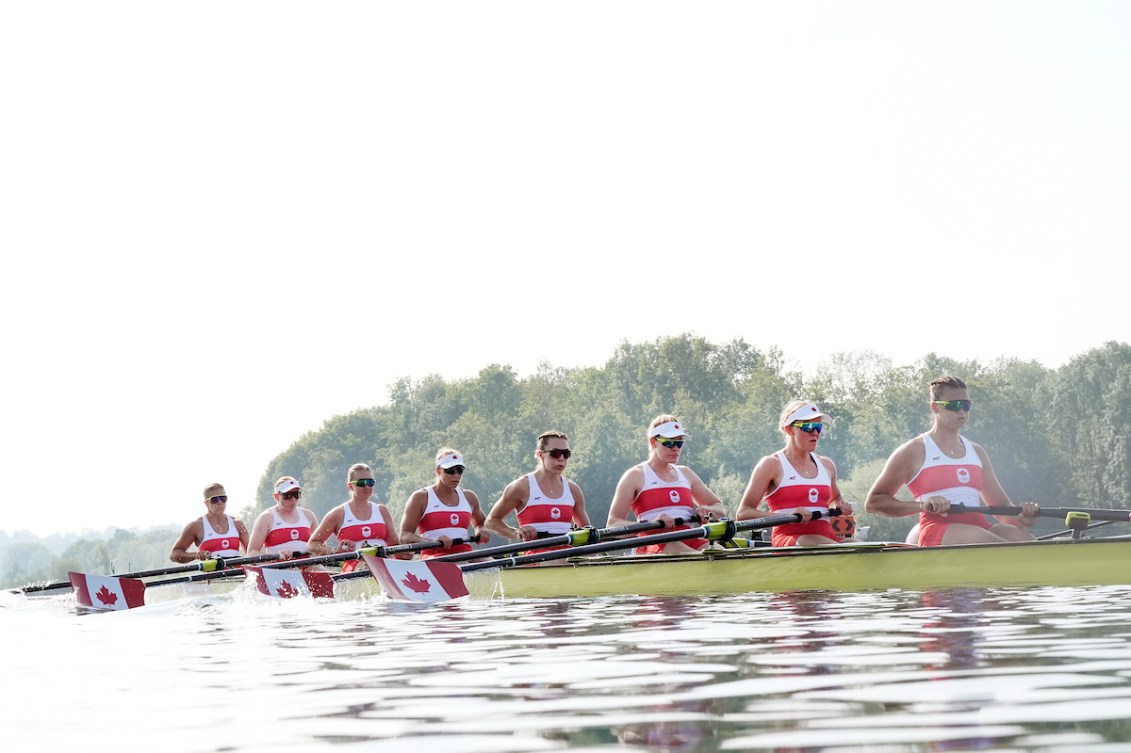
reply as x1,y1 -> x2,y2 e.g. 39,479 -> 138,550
247,476 -> 318,558
308,463 -> 404,571
399,448 -> 490,558
169,482 -> 250,563
865,374 -> 1039,545
606,414 -> 726,555
484,430 -> 591,556
735,400 -> 854,547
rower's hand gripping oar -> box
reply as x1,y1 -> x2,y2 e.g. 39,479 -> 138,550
362,510 -> 840,603
18,552 -> 283,595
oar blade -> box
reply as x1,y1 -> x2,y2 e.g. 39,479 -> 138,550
361,553 -> 468,603
68,571 -> 146,611
245,566 -> 335,599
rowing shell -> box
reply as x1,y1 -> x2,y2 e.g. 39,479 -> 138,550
460,536 -> 1131,598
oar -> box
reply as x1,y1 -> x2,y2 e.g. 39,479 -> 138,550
361,510 -> 838,602
68,566 -> 250,611
19,553 -> 282,595
332,518 -> 694,583
260,535 -> 481,570
432,517 -> 693,563
949,504 -> 1131,523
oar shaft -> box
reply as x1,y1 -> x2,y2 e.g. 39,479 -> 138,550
461,511 -> 816,572
954,504 -> 1131,523
18,552 -> 283,594
263,537 -> 476,570
432,518 -> 688,564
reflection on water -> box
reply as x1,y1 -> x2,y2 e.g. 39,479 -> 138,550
5,583 -> 1131,751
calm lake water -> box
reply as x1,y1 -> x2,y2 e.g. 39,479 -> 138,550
5,581 -> 1131,752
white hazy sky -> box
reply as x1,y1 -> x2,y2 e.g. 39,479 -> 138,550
2,3 -> 1128,537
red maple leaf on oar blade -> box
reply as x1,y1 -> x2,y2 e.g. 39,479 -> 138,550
96,585 -> 119,606
275,580 -> 301,599
401,572 -> 433,594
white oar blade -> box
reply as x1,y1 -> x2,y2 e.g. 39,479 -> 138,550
245,566 -> 335,599
68,572 -> 146,611
361,554 -> 468,603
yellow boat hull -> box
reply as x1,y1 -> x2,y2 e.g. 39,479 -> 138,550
460,537 -> 1131,598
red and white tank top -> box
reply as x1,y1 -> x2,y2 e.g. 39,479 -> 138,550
338,501 -> 388,547
263,507 -> 312,555
199,515 -> 241,557
908,433 -> 987,525
764,451 -> 833,513
417,487 -> 472,540
631,463 -> 695,522
516,473 -> 576,536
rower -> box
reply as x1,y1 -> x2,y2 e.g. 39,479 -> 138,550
399,448 -> 491,559
169,482 -> 250,563
606,414 -> 726,555
484,430 -> 591,559
247,476 -> 319,558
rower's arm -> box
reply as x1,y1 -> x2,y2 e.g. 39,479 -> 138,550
483,479 -> 529,541
169,521 -> 204,563
397,491 -> 429,544
736,456 -> 778,521
865,442 -> 922,517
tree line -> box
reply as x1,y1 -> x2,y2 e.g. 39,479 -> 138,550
253,335 -> 1131,545
6,335 -> 1130,589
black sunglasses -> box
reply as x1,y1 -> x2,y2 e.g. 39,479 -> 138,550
207,495 -> 228,504
282,490 -> 302,500
545,448 -> 572,459
442,465 -> 465,475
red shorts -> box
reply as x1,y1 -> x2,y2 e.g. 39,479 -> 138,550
770,519 -> 839,547
918,511 -> 991,547
421,542 -> 473,559
635,525 -> 708,555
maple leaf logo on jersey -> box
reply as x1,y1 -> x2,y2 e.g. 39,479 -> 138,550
956,468 -> 971,484
669,490 -> 681,503
450,513 -> 460,525
96,585 -> 118,606
222,539 -> 231,550
276,581 -> 300,599
361,526 -> 372,538
290,529 -> 301,540
402,572 -> 433,594
808,488 -> 820,504
550,507 -> 562,520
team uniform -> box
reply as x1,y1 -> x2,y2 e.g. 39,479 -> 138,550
263,508 -> 313,556
336,500 -> 391,573
199,514 -> 242,558
630,463 -> 708,555
516,473 -> 577,556
763,450 -> 839,547
417,487 -> 474,558
908,433 -> 990,547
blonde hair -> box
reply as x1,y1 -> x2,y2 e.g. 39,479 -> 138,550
347,463 -> 372,482
648,414 -> 679,433
202,482 -> 225,499
434,447 -> 460,465
778,399 -> 812,431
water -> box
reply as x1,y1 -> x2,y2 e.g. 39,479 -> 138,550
5,583 -> 1131,752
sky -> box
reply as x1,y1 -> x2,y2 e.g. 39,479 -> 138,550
2,2 -> 1128,538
